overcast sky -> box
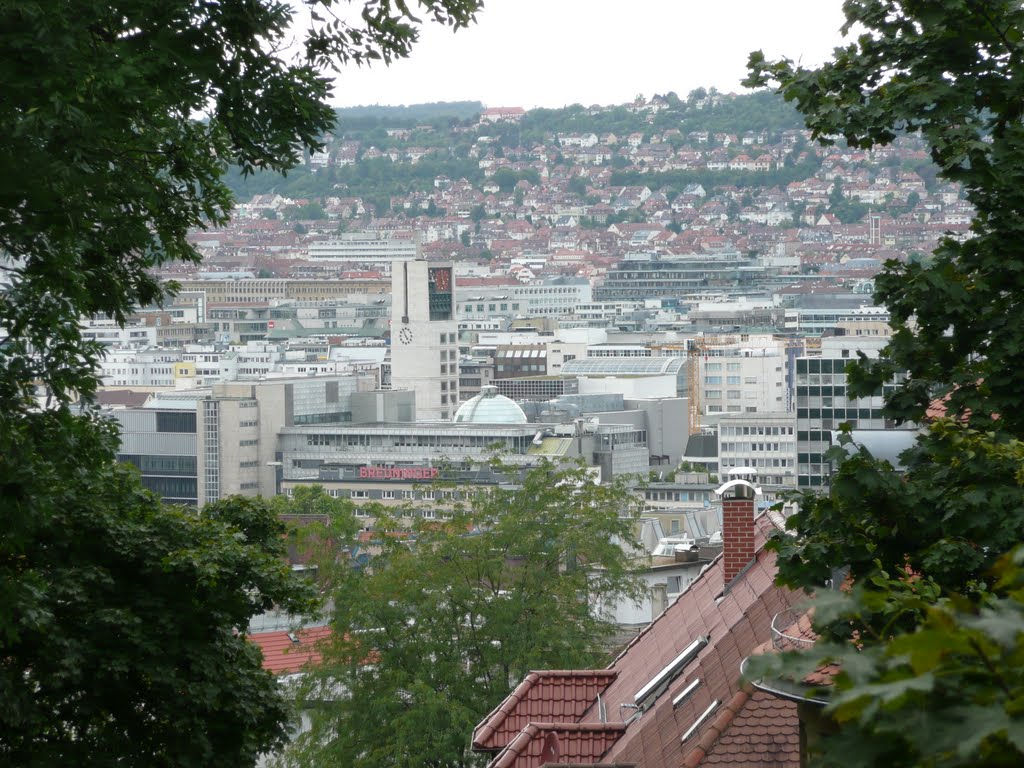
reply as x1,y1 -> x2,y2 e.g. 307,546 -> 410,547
318,0 -> 849,109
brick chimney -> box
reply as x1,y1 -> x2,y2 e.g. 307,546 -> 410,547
716,469 -> 761,586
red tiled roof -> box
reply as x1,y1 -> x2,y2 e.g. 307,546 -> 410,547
690,688 -> 799,767
490,723 -> 627,768
589,515 -> 800,768
249,626 -> 331,675
476,512 -> 803,768
474,671 -> 618,751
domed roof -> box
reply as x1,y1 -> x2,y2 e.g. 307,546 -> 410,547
453,386 -> 527,424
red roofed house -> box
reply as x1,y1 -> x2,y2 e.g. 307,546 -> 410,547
481,107 -> 527,124
250,625 -> 332,676
471,475 -> 803,768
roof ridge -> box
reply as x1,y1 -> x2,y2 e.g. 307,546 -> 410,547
473,670 -> 619,751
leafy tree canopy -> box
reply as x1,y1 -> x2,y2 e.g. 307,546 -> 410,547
1,0 -> 481,764
280,460 -> 645,768
745,2 -> 1024,765
0,411 -> 319,766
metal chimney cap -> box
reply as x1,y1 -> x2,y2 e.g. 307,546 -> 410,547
715,478 -> 762,499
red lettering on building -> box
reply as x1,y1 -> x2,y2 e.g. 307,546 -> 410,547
358,466 -> 438,481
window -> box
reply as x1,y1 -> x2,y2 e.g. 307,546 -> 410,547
672,679 -> 702,709
381,490 -> 395,499
351,490 -> 368,499
634,635 -> 709,709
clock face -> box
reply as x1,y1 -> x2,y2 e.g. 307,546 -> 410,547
398,327 -> 414,345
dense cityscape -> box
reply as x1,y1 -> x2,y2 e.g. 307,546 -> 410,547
6,2 -> 1023,767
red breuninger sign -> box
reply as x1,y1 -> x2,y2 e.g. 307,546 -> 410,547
359,466 -> 439,480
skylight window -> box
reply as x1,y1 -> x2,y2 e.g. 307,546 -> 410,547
671,678 -> 702,709
633,635 -> 709,710
680,699 -> 720,743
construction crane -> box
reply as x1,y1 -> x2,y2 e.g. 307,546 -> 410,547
686,333 -> 778,435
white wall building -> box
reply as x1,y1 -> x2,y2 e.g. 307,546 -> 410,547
717,411 -> 798,500
390,260 -> 459,421
305,231 -> 418,269
697,338 -> 789,425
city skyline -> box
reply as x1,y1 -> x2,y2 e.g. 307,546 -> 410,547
316,0 -> 848,109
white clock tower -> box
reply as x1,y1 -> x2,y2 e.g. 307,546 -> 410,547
390,259 -> 459,420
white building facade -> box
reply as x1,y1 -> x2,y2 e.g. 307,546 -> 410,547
390,260 -> 459,421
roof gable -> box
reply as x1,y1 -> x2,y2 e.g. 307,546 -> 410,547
474,670 -> 618,751
489,723 -> 627,768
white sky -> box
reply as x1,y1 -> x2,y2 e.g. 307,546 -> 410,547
317,0 -> 850,109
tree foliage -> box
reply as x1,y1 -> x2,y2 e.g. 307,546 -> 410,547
749,0 -> 1024,433
0,411 -> 318,766
280,460 -> 644,768
1,0 -> 481,763
745,2 -> 1024,765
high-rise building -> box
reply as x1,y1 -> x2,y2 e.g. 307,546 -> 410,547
390,260 -> 459,420
795,336 -> 909,488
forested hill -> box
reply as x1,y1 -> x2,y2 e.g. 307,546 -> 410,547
223,89 -> 807,204
333,101 -> 483,121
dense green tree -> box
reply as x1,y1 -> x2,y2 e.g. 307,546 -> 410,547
281,460 -> 645,768
1,0 -> 481,763
0,413 -> 318,767
284,202 -> 327,221
746,2 -> 1024,765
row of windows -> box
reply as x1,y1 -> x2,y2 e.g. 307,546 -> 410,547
796,358 -> 852,374
720,426 -> 794,436
464,303 -> 521,312
323,487 -> 460,502
720,442 -> 787,453
722,458 -> 793,469
796,408 -> 883,420
705,390 -> 750,400
644,490 -> 711,502
119,454 -> 197,476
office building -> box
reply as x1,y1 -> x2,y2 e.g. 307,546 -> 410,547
795,336 -> 909,488
390,259 -> 459,420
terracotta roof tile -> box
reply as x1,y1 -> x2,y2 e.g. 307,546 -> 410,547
473,671 -> 618,751
248,626 -> 331,675
488,723 -> 627,768
473,512 -> 804,768
697,691 -> 798,766
589,514 -> 803,768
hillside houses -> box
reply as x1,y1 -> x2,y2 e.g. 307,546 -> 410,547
189,93 -> 966,296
